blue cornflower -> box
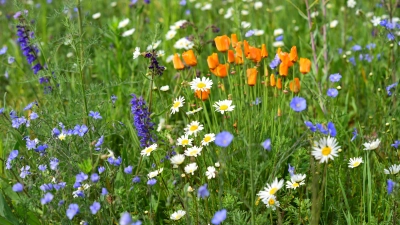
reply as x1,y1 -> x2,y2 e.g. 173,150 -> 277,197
261,139 -> 271,151
41,192 -> 54,205
211,209 -> 227,225
329,73 -> 342,82
363,54 -> 373,62
327,88 -> 339,98
8,150 -> 19,161
351,128 -> 358,141
23,102 -> 35,111
386,82 -> 398,96
89,111 -> 102,120
9,110 -> 17,119
108,156 -> 122,166
50,158 -> 59,170
380,19 -> 388,27
327,122 -> 337,137
8,56 -> 15,64
215,131 -> 234,147
245,30 -> 255,37
391,140 -> 400,149
275,35 -> 283,41
288,164 -> 295,176
91,173 -> 99,183
40,183 -> 53,192
387,179 -> 395,194
198,184 -> 210,198
132,176 -> 141,183
36,144 -> 48,153
131,94 -> 156,147
269,54 -> 281,69
98,166 -> 105,174
12,183 -> 24,192
39,77 -> 49,84
338,48 -> 343,54
147,179 -> 157,186
0,46 -> 7,55
144,0 -> 150,4
290,97 -> 307,112
30,112 -> 38,120
304,121 -> 316,132
12,117 -> 27,128
111,95 -> 117,104
351,45 -> 362,51
0,108 -> 4,114
387,33 -> 395,41
366,43 -> 376,50
179,0 -> 186,6
349,57 -> 356,66
101,187 -> 108,195
73,124 -> 88,137
252,97 -> 262,105
73,182 -> 81,189
316,124 -> 328,135
124,166 -> 133,174
58,200 -> 65,206
90,202 -> 101,214
20,165 -> 31,178
120,212 -> 133,225
52,128 -> 60,137
95,135 -> 104,151
76,172 -> 88,183
66,204 -> 79,220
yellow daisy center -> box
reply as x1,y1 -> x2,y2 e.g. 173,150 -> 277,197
182,139 -> 189,145
189,150 -> 198,155
292,182 -> 299,188
352,162 -> 360,167
268,198 -> 275,205
145,147 -> 154,153
321,146 -> 332,156
173,102 -> 181,108
219,105 -> 229,111
189,125 -> 198,132
197,82 -> 206,88
203,136 -> 211,142
269,187 -> 278,195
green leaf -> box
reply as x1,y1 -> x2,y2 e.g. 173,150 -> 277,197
77,158 -> 93,174
26,212 -> 41,225
0,215 -> 14,225
0,192 -> 19,224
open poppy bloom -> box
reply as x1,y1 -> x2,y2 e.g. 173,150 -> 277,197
235,56 -> 244,65
211,64 -> 229,78
195,89 -> 210,101
173,53 -> 185,70
289,46 -> 298,62
299,58 -> 311,74
247,47 -> 262,63
227,50 -> 235,63
207,53 -> 220,69
277,78 -> 282,89
261,44 -> 268,58
182,50 -> 197,66
279,63 -> 289,76
214,35 -> 230,52
243,40 -> 250,57
231,34 -> 238,48
289,77 -> 301,93
247,68 -> 258,86
277,48 -> 294,67
270,74 -> 276,87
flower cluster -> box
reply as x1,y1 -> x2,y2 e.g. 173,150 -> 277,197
16,25 -> 43,74
130,94 -> 156,147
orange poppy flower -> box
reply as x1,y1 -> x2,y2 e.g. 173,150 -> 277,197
214,35 -> 230,52
207,53 -> 220,69
231,34 -> 238,48
243,40 -> 250,57
211,64 -> 229,78
270,74 -> 276,87
235,56 -> 244,65
173,53 -> 185,70
247,47 -> 262,63
289,78 -> 301,93
277,78 -> 282,89
247,68 -> 258,86
299,58 -> 311,74
235,42 -> 243,58
277,48 -> 294,67
182,50 -> 197,66
279,63 -> 289,76
261,44 -> 268,58
195,89 -> 210,101
289,46 -> 298,62
227,50 -> 235,63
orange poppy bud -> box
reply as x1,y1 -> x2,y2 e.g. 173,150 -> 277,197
247,47 -> 262,63
277,48 -> 293,67
207,53 -> 220,69
231,34 -> 238,48
289,46 -> 298,62
195,89 -> 210,101
247,68 -> 258,86
214,35 -> 230,52
261,44 -> 268,58
211,64 -> 229,78
243,40 -> 250,57
235,56 -> 244,65
277,78 -> 282,89
270,74 -> 276,87
279,63 -> 289,76
227,50 -> 235,63
182,50 -> 197,67
173,53 -> 185,70
299,58 -> 311,74
235,42 -> 243,58
289,78 -> 301,93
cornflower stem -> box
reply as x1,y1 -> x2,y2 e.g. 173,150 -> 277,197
193,194 -> 200,225
310,155 -> 319,225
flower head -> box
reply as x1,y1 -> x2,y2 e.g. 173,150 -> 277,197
131,94 -> 156,147
290,97 -> 307,112
211,209 -> 227,225
262,139 -> 271,151
201,133 -> 216,146
384,164 -> 400,175
176,134 -> 193,147
311,136 -> 340,163
348,157 -> 363,168
258,178 -> 284,201
213,100 -> 235,114
184,121 -> 204,136
170,210 -> 186,221
171,96 -> 185,114
12,183 -> 24,192
327,88 -> 339,98
184,162 -> 198,175
215,131 -> 234,147
66,204 -> 79,220
140,143 -> 158,157
89,111 -> 102,120
387,179 -> 395,194
198,184 -> 209,198
286,174 -> 306,189
329,73 -> 342,82
262,195 -> 280,210
363,139 -> 380,150
205,166 -> 217,179
90,202 -> 101,214
184,146 -> 203,157
189,77 -> 213,92
170,154 -> 185,168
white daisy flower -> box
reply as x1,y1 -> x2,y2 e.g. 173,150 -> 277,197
201,3 -> 212,11
311,136 -> 340,163
58,133 -> 66,141
184,146 -> 203,157
122,28 -> 135,37
371,16 -> 381,26
166,30 -> 177,40
257,178 -> 284,201
176,134 -> 193,147
213,100 -> 235,114
224,7 -> 234,19
261,195 -> 280,210
254,29 -> 265,36
241,21 -> 251,28
184,163 -> 198,175
201,133 -> 215,146
329,20 -> 339,28
173,38 -> 194,50
170,154 -> 185,168
186,107 -> 203,115
170,20 -> 187,30
184,121 -> 204,136
171,96 -> 185,115
285,174 -> 306,189
118,18 -> 130,29
348,157 -> 363,168
133,47 -> 141,59
157,50 -> 165,57
166,54 -> 174,63
147,170 -> 159,179
187,186 -> 194,192
92,12 -> 101,19
140,144 -> 158,156
254,1 -> 263,10
170,210 -> 186,220
205,166 -> 216,179
347,0 -> 356,8
363,139 -> 380,150
384,164 -> 400,175
146,40 -> 161,51
160,85 -> 169,91
272,41 -> 285,47
273,28 -> 284,36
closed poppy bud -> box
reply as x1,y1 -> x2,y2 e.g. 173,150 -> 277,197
289,77 -> 301,93
182,50 -> 197,66
207,53 -> 220,69
270,74 -> 276,87
247,68 -> 258,86
173,53 -> 185,70
247,47 -> 262,63
195,89 -> 210,101
231,34 -> 238,48
279,63 -> 289,76
261,44 -> 268,58
277,78 -> 282,89
299,58 -> 311,74
211,64 -> 229,78
214,35 -> 230,52
235,42 -> 243,58
235,56 -> 244,65
289,46 -> 298,62
243,40 -> 250,57
227,50 -> 235,63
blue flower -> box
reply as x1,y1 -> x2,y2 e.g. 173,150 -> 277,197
40,183 -> 53,192
30,112 -> 39,120
351,45 -> 362,51
391,140 -> 400,149
329,73 -> 342,82
95,136 -> 104,151
0,108 -> 4,114
90,202 -> 101,214
269,54 -> 281,69
91,173 -> 99,183
50,158 -> 59,170
387,33 -> 395,41
214,131 -> 233,147
9,110 -> 17,119
8,56 -> 15,64
98,166 -> 105,174
120,212 -> 133,225
41,192 -> 54,205
124,166 -> 133,174
316,124 -> 328,135
8,150 -> 19,161
349,57 -> 356,66
23,102 -> 35,111
386,82 -> 398,96
26,138 -> 37,150
52,128 -> 60,137
304,121 -> 316,132
147,179 -> 157,186
20,165 -> 31,178
327,88 -> 338,98
89,111 -> 102,120
76,172 -> 88,183
66,203 -> 79,220
365,43 -> 376,50
132,176 -> 141,183
252,97 -> 262,105
12,117 -> 27,128
101,187 -> 108,195
351,128 -> 358,141
211,209 -> 227,225
261,139 -> 271,151
275,35 -> 283,41
245,30 -> 255,37
73,124 -> 88,137
289,97 -> 307,112
288,164 -> 295,177
327,122 -> 337,137
0,46 -> 7,55
198,184 -> 209,198
387,179 -> 395,194
131,94 -> 156,147
111,95 -> 117,104
12,183 -> 24,192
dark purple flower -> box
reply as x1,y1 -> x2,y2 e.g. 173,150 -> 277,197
215,131 -> 233,147
90,202 -> 101,214
66,203 -> 79,220
198,184 -> 209,198
130,94 -> 156,147
211,209 -> 227,225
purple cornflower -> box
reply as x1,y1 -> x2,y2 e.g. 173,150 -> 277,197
41,192 -> 54,204
351,128 -> 358,141
145,50 -> 165,76
304,121 -> 316,132
20,165 -> 31,178
386,82 -> 398,96
130,94 -> 156,147
101,187 -> 108,195
66,204 -> 79,220
132,176 -> 141,183
73,124 -> 88,137
329,73 -> 342,82
290,97 -> 307,112
245,30 -> 255,37
327,122 -> 337,137
89,111 -> 102,120
269,54 -> 281,69
391,140 -> 400,149
98,166 -> 105,174
40,183 -> 53,192
90,202 -> 101,214
211,209 -> 227,225
327,88 -> 339,98
124,166 -> 133,174
95,135 -> 104,151
147,179 -> 157,186
12,117 -> 27,128
215,131 -> 234,147
288,164 -> 295,176
351,45 -> 362,51
16,25 -> 43,74
275,35 -> 283,41
30,112 -> 38,120
387,179 -> 395,194
198,184 -> 210,198
76,172 -> 88,183
12,183 -> 24,192
261,139 -> 271,151
50,158 -> 59,170
91,173 -> 100,183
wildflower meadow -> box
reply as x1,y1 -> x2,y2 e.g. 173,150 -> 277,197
1,0 -> 400,224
